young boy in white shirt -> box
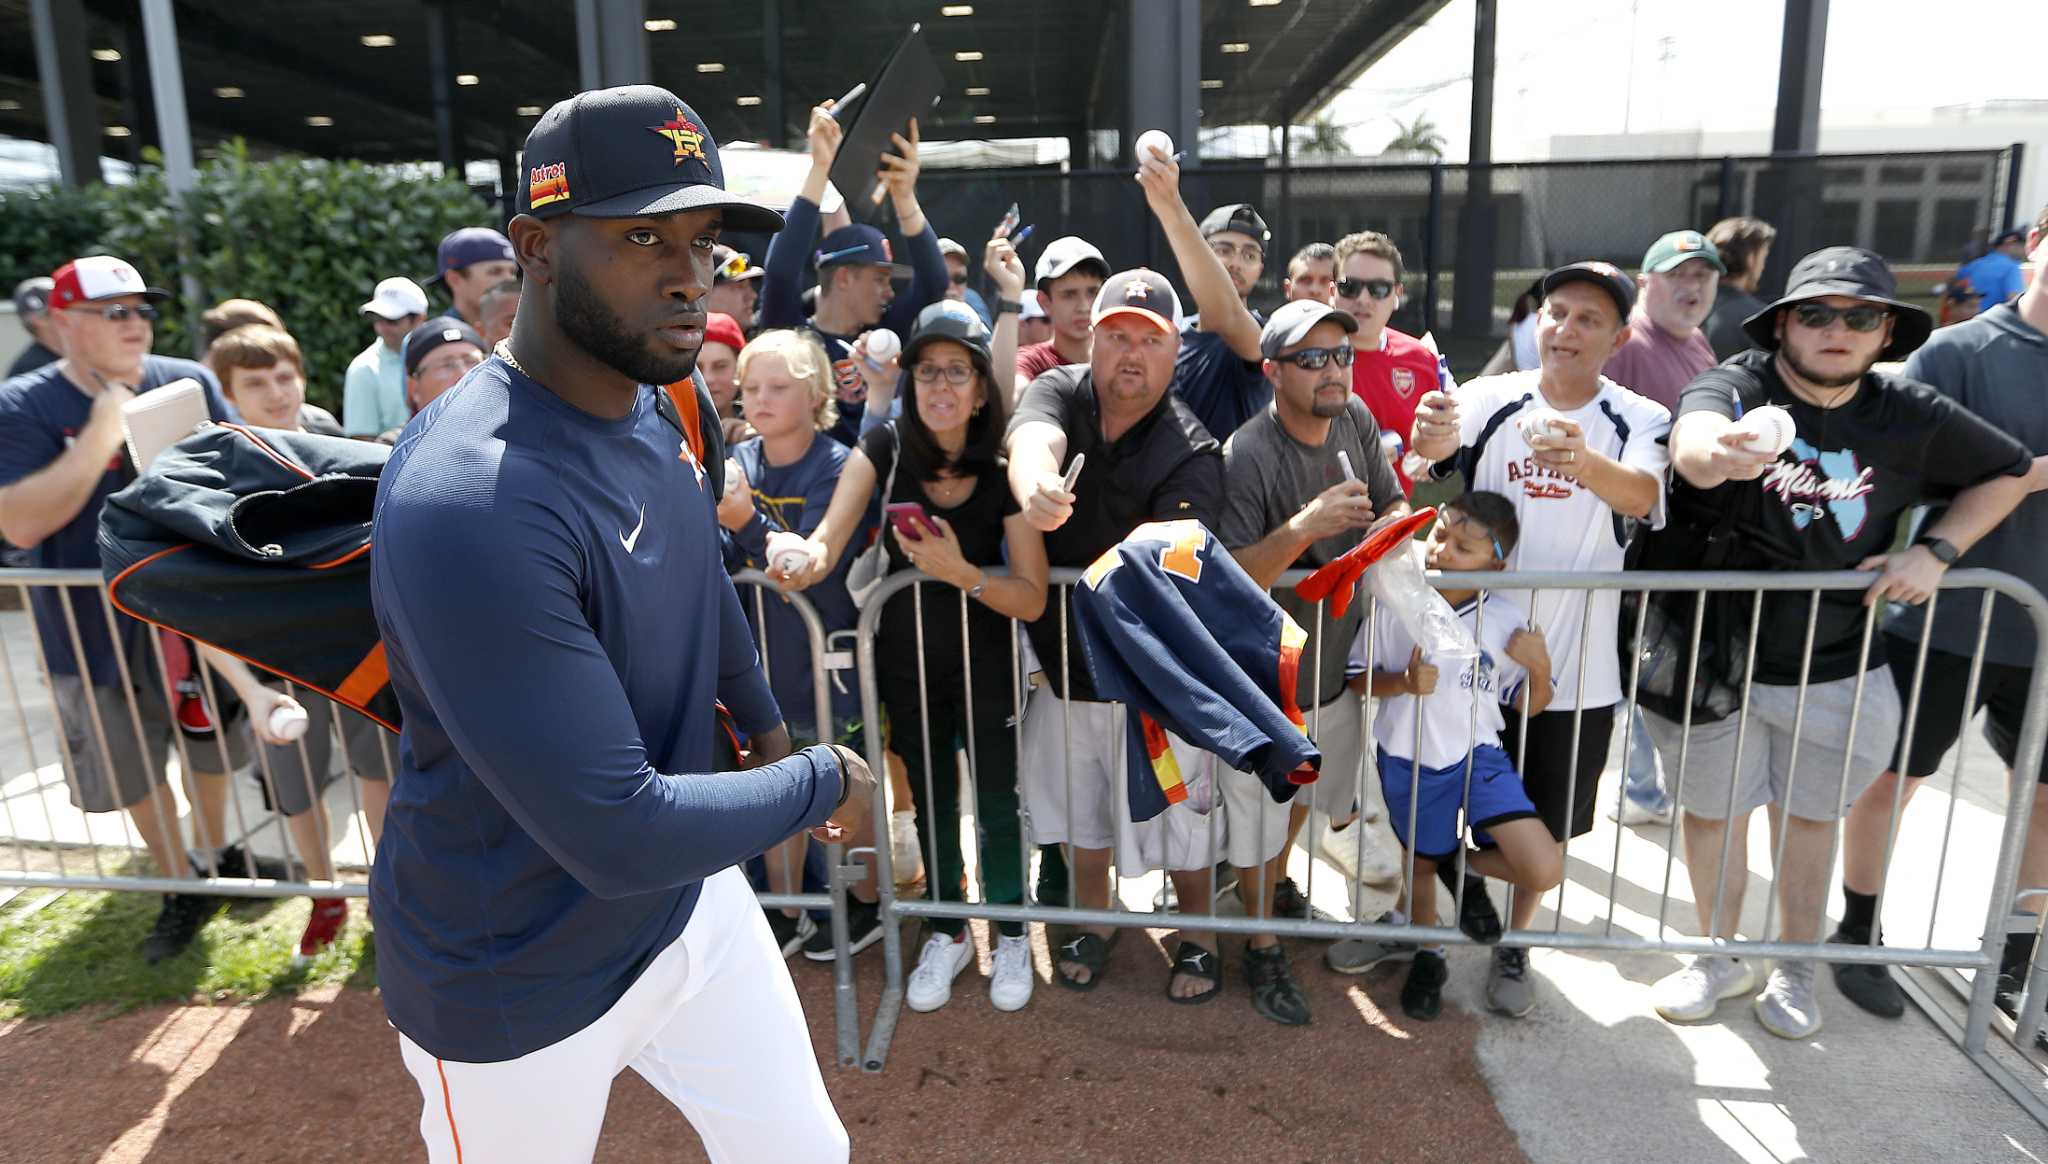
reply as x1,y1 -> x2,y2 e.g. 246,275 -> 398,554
1348,492 -> 1562,1021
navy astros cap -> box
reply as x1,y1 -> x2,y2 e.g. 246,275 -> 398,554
429,227 -> 515,286
815,223 -> 913,280
1091,269 -> 1182,334
402,318 -> 486,378
517,85 -> 784,234
1542,260 -> 1637,322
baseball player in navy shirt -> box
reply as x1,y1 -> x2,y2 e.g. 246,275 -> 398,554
371,86 -> 870,1163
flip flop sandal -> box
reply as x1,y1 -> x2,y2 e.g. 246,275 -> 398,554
1054,929 -> 1119,992
1165,940 -> 1223,1005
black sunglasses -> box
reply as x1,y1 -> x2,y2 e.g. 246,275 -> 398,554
1790,302 -> 1889,332
948,272 -> 967,285
70,303 -> 161,323
1277,345 -> 1354,370
1336,278 -> 1397,301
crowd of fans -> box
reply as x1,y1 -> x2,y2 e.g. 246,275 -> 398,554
3,101 -> 2046,1048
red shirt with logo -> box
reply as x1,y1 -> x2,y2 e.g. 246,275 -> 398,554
1350,328 -> 1456,494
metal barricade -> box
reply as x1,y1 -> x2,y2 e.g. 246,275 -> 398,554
851,562 -> 2048,1099
0,568 -> 868,1069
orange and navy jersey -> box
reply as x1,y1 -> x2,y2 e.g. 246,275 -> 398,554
1073,520 -> 1320,822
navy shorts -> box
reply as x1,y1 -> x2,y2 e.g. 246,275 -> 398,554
1377,744 -> 1540,863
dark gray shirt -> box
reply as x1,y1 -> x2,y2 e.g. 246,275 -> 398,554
1220,397 -> 1405,706
1891,303 -> 2048,667
1705,285 -> 1767,361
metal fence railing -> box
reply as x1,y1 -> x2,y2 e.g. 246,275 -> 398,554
849,563 -> 2048,1110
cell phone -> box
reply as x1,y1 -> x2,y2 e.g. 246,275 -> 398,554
1060,452 -> 1085,494
996,202 -> 1020,238
886,501 -> 941,541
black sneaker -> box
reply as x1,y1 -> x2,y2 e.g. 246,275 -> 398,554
1244,942 -> 1310,1026
1401,950 -> 1447,1021
765,910 -> 814,959
804,900 -> 885,961
1272,876 -> 1309,920
1457,878 -> 1503,945
142,892 -> 220,964
193,844 -> 292,883
1827,928 -> 1904,1018
1994,968 -> 2048,1049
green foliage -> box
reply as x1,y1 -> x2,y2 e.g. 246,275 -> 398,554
0,141 -> 488,413
1385,115 -> 1447,159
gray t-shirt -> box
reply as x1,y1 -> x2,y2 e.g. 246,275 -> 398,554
1890,303 -> 2048,666
1220,397 -> 1405,706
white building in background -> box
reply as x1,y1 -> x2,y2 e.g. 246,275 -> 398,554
1547,100 -> 2048,263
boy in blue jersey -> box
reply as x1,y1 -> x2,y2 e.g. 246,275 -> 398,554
1348,493 -> 1562,1022
371,86 -> 869,1164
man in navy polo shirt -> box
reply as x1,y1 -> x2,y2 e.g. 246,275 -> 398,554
0,255 -> 251,965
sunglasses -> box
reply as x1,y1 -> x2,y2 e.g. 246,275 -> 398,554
1336,278 -> 1397,301
716,251 -> 753,280
1790,302 -> 1889,332
70,303 -> 160,323
1276,345 -> 1354,370
948,272 -> 968,286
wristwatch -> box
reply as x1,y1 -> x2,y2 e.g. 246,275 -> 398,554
967,572 -> 988,600
995,298 -> 1023,315
1914,535 -> 1959,565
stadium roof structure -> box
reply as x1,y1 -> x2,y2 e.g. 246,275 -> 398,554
0,0 -> 1448,172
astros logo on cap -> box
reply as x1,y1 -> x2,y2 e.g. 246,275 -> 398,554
1589,261 -> 1624,278
651,108 -> 708,166
1124,280 -> 1152,303
528,161 -> 570,209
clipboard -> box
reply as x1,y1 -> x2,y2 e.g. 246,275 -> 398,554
825,23 -> 943,221
120,378 -> 210,473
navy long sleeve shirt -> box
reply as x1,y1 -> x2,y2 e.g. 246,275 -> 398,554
369,358 -> 844,1062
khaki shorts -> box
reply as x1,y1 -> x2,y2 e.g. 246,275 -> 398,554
1017,686 -> 1220,874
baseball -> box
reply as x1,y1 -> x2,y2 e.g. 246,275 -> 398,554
1518,407 -> 1568,447
1135,129 -> 1175,163
268,703 -> 309,743
1733,405 -> 1795,456
766,530 -> 815,578
862,328 -> 900,364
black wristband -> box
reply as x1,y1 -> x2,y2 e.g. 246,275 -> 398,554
826,744 -> 857,810
996,298 -> 1022,314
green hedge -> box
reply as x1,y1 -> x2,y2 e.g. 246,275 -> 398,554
0,142 -> 487,413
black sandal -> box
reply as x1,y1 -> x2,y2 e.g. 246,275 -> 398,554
1054,929 -> 1119,991
1165,940 -> 1223,1005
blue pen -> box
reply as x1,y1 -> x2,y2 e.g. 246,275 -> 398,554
1013,224 -> 1034,245
814,244 -> 868,265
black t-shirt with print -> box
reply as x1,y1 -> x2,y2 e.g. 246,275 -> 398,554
859,423 -> 1020,687
1672,348 -> 2031,684
1007,364 -> 1225,699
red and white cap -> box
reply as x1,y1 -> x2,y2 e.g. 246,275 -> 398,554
48,256 -> 168,309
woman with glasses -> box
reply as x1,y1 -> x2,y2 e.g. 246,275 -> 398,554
786,281 -> 1051,1016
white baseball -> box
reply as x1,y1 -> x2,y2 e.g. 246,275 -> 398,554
268,703 -> 308,743
1733,405 -> 1795,456
1135,129 -> 1175,163
863,328 -> 900,364
766,530 -> 814,577
1518,407 -> 1568,446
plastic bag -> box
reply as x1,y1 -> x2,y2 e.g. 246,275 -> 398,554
1368,542 -> 1478,662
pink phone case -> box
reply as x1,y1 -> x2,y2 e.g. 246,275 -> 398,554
886,502 -> 940,540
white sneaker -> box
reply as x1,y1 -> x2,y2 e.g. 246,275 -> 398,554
1754,959 -> 1823,1040
890,810 -> 925,885
1608,797 -> 1674,826
1654,953 -> 1758,1023
989,933 -> 1034,1012
906,931 -> 974,1013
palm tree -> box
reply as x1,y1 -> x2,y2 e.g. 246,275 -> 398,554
1384,114 -> 1446,158
1297,115 -> 1352,158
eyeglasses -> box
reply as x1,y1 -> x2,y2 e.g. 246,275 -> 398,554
1276,345 -> 1354,370
1336,278 -> 1397,301
1790,302 -> 1889,332
417,353 -> 481,379
948,272 -> 968,286
1208,239 -> 1264,264
912,363 -> 976,385
68,303 -> 160,323
716,251 -> 753,280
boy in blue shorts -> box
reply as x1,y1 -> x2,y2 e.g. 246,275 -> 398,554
1348,492 -> 1562,1020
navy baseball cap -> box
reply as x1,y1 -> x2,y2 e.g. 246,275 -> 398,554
1259,299 -> 1357,358
814,224 -> 912,281
428,228 -> 515,286
1199,203 -> 1270,246
516,85 -> 784,234
1091,269 -> 1182,334
402,318 -> 486,377
1542,260 -> 1637,323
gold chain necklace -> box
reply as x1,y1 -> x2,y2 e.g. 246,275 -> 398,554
494,341 -> 528,378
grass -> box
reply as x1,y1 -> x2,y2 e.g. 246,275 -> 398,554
0,848 -> 375,1021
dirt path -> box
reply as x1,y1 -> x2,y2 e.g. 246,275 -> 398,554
1,925 -> 1526,1163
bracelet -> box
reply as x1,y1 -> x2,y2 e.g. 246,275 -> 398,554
995,298 -> 1022,314
826,744 -> 857,810
967,571 -> 988,600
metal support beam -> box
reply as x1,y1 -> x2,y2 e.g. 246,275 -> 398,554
117,24 -> 158,165
1770,0 -> 1826,154
2003,143 -> 2026,233
762,0 -> 785,147
1124,0 -> 1199,168
139,0 -> 203,349
575,0 -> 649,91
29,0 -> 102,187
1451,0 -> 1497,336
427,4 -> 463,177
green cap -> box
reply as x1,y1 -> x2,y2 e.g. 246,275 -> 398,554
1642,230 -> 1725,274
